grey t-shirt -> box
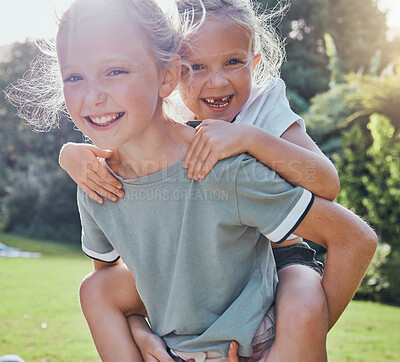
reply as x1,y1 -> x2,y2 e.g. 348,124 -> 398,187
78,154 -> 313,357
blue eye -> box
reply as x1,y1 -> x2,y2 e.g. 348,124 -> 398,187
227,59 -> 243,66
191,64 -> 204,71
108,70 -> 128,76
64,75 -> 82,83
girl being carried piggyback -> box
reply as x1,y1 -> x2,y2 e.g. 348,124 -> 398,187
60,0 -> 340,359
7,0 -> 377,361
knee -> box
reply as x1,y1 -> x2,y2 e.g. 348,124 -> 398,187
276,268 -> 328,328
79,265 -> 146,319
79,270 -> 106,317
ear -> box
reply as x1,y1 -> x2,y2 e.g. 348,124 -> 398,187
253,54 -> 261,70
159,55 -> 181,98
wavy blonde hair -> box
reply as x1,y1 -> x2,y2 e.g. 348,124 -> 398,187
6,0 -> 183,131
176,0 -> 288,84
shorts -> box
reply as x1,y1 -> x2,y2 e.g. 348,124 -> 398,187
168,306 -> 276,362
273,242 -> 324,276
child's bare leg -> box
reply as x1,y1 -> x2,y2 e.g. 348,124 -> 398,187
79,264 -> 146,361
267,265 -> 328,362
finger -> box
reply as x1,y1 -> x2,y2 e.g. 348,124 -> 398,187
199,151 -> 219,179
86,144 -> 114,159
187,138 -> 208,179
227,341 -> 240,362
88,172 -> 124,199
149,347 -> 174,362
186,130 -> 209,178
192,143 -> 212,180
79,184 -> 104,204
145,355 -> 158,362
85,179 -> 118,202
96,164 -> 124,191
84,157 -> 123,191
184,131 -> 203,170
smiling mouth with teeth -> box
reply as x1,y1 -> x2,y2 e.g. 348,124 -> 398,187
85,112 -> 125,126
202,96 -> 232,108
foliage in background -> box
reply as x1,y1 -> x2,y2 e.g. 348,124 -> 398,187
259,0 -> 389,109
0,43 -> 82,243
306,46 -> 400,302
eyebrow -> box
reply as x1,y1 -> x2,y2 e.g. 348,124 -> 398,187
187,50 -> 250,62
60,56 -> 136,72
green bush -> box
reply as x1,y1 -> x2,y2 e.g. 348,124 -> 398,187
305,64 -> 400,303
334,114 -> 400,303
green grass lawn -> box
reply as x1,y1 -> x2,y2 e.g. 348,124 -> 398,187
328,301 -> 400,361
1,233 -> 399,361
0,233 -> 98,361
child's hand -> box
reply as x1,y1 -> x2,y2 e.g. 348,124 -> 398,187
59,143 -> 124,204
128,315 -> 174,362
137,332 -> 174,362
226,340 -> 271,362
183,120 -> 249,180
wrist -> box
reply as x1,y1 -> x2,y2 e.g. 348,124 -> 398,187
128,315 -> 152,340
238,124 -> 263,155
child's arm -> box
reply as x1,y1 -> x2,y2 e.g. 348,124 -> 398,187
59,143 -> 124,204
183,120 -> 340,201
292,197 -> 377,328
128,315 -> 176,362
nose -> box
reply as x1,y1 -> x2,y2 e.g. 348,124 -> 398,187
84,81 -> 107,106
206,70 -> 229,88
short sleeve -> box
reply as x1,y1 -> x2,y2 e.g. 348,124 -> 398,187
77,189 -> 120,263
235,78 -> 305,137
234,156 -> 314,243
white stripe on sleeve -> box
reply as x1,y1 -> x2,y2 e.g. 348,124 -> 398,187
266,189 -> 313,243
82,244 -> 120,263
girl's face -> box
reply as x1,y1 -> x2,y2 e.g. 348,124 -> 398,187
58,14 -> 165,151
178,17 -> 257,123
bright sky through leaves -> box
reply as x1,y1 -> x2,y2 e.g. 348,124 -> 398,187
0,0 -> 175,46
0,0 -> 399,47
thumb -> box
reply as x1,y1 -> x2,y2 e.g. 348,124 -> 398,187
87,145 -> 114,158
227,341 -> 240,362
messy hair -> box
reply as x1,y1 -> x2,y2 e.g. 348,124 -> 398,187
5,0 -> 182,131
176,0 -> 287,84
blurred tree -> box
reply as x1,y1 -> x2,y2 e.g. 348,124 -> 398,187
334,114 -> 400,303
364,114 -> 400,252
327,0 -> 387,73
345,73 -> 400,129
258,0 -> 388,101
305,66 -> 400,154
305,56 -> 400,302
332,123 -> 369,217
0,42 -> 82,243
